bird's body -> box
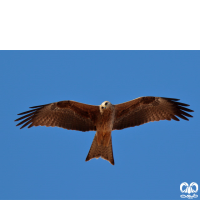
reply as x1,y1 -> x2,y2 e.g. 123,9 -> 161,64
15,96 -> 194,165
96,101 -> 115,146
86,101 -> 115,164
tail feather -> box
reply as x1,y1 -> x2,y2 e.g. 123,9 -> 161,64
85,134 -> 114,165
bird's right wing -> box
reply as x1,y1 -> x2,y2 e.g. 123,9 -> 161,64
15,100 -> 100,132
113,97 -> 193,130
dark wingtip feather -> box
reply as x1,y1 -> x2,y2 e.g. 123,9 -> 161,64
15,103 -> 49,129
181,111 -> 193,118
162,97 -> 180,101
164,97 -> 194,121
176,102 -> 190,107
177,106 -> 194,112
178,114 -> 189,121
29,103 -> 49,109
15,113 -> 34,121
28,123 -> 34,128
171,115 -> 180,121
17,108 -> 38,115
20,120 -> 32,129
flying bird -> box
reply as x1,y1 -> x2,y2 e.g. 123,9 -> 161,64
15,96 -> 194,165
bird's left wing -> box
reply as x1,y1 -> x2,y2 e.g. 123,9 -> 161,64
15,101 -> 100,132
113,97 -> 194,130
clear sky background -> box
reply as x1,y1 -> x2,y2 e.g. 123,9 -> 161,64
0,51 -> 199,199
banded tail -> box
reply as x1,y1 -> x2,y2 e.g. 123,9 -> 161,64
85,134 -> 114,165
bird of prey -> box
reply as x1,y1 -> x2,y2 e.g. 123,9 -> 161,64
15,96 -> 193,165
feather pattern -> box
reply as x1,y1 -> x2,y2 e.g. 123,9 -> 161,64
15,101 -> 99,131
113,97 -> 194,130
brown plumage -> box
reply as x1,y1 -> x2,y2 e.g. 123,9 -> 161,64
15,97 -> 194,165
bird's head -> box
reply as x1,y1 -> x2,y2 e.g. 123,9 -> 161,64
101,101 -> 112,110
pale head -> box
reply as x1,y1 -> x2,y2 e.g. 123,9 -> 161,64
100,101 -> 112,110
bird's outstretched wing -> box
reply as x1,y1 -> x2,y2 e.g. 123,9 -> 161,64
113,97 -> 194,130
15,101 -> 100,131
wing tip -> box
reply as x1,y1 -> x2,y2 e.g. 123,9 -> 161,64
29,103 -> 49,109
162,97 -> 180,101
15,104 -> 48,129
162,97 -> 194,121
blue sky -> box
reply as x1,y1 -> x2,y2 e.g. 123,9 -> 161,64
0,51 -> 199,199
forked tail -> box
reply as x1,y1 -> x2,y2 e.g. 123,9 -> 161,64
85,134 -> 114,165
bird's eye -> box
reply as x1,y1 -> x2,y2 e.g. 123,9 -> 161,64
105,102 -> 108,105
102,106 -> 104,109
